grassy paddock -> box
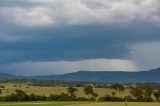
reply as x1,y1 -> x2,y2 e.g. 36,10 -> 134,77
0,83 -> 129,98
0,102 -> 159,106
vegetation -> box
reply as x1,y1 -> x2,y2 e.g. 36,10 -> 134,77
0,79 -> 160,102
67,86 -> 78,96
130,85 -> 153,102
0,102 -> 160,106
111,83 -> 125,92
154,90 -> 160,102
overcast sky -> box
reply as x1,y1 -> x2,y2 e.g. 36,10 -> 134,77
0,0 -> 160,76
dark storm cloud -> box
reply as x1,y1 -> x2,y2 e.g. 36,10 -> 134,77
0,23 -> 160,64
1,0 -> 160,64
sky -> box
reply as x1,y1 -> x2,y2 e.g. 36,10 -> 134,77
0,0 -> 160,76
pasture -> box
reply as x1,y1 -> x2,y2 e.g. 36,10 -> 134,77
0,83 -> 130,98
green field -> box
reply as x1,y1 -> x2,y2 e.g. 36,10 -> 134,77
0,102 -> 159,106
0,83 -> 130,98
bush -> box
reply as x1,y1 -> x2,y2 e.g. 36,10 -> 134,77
76,97 -> 89,101
0,86 -> 5,88
98,95 -> 124,102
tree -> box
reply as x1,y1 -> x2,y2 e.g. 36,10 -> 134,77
15,89 -> 28,101
112,92 -> 116,97
143,85 -> 153,102
67,86 -> 77,96
154,90 -> 160,102
111,84 -> 124,92
130,86 -> 143,101
0,85 -> 5,88
130,85 -> 153,102
83,85 -> 94,98
92,92 -> 99,97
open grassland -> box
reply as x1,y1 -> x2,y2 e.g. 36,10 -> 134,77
0,102 -> 159,106
0,83 -> 130,98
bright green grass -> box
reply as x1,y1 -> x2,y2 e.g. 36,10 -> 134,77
0,102 -> 159,106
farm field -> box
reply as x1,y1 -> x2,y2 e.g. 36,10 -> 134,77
0,102 -> 159,106
0,83 -> 130,98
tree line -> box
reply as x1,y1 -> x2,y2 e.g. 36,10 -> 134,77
0,84 -> 160,102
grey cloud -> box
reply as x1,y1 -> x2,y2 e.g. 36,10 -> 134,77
1,0 -> 160,26
0,0 -> 160,64
0,23 -> 160,64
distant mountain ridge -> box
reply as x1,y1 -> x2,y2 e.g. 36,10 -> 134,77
1,68 -> 160,82
31,68 -> 160,82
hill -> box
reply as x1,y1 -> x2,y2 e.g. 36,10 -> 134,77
31,68 -> 160,82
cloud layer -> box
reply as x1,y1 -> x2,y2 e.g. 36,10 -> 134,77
0,0 -> 160,75
1,0 -> 160,26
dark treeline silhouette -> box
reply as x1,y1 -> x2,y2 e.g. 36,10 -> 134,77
0,79 -> 109,88
1,79 -> 160,89
0,89 -> 96,101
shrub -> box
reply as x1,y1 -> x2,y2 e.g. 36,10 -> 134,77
98,95 -> 124,102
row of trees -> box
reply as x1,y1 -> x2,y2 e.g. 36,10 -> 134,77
67,85 -> 98,98
130,85 -> 153,102
130,85 -> 160,102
